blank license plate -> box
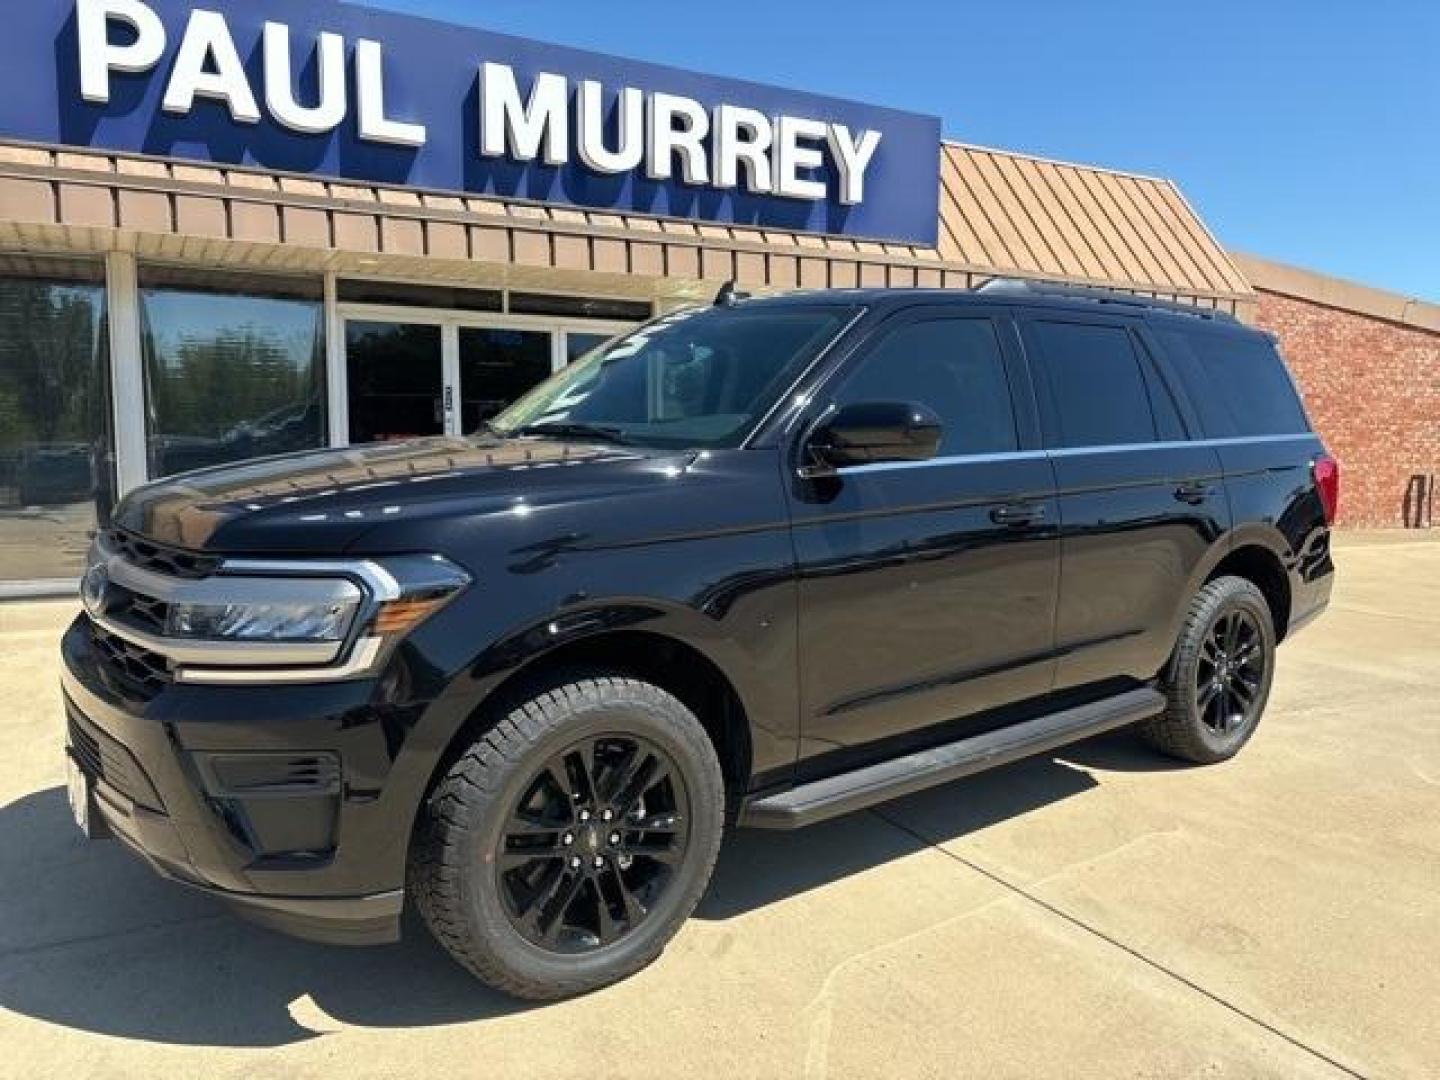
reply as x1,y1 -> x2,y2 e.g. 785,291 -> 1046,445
65,751 -> 91,837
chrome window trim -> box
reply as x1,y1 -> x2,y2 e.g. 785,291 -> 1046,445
1047,433 -> 1315,458
837,449 -> 1050,476
833,433 -> 1316,475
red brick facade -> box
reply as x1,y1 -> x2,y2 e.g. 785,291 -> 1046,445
1256,290 -> 1440,528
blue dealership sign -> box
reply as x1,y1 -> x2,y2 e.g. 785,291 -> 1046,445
0,0 -> 942,244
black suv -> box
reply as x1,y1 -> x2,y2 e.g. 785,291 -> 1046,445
60,281 -> 1337,999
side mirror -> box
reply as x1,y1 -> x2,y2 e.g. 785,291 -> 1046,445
802,401 -> 943,477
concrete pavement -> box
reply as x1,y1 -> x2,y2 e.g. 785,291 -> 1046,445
1,533 -> 1437,1078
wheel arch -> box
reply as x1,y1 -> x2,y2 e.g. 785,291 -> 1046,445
1205,542 -> 1293,642
415,627 -> 756,831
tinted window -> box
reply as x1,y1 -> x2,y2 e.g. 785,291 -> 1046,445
140,272 -> 326,478
1029,321 -> 1157,448
1135,335 -> 1188,441
1155,328 -> 1309,437
836,318 -> 1017,455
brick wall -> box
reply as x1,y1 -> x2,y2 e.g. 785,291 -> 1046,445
1256,290 -> 1440,527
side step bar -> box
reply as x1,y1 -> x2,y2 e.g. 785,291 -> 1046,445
738,687 -> 1165,830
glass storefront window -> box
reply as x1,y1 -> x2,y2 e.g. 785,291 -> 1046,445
139,269 -> 326,479
0,258 -> 114,584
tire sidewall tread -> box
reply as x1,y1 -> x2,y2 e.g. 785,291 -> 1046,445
1141,575 -> 1277,765
410,672 -> 725,1000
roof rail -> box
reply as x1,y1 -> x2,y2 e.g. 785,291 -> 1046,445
973,277 -> 1238,322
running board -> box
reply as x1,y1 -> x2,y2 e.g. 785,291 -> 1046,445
738,687 -> 1165,830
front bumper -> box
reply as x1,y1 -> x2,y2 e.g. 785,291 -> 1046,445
59,615 -> 458,946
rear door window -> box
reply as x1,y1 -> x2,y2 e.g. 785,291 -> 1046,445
1154,329 -> 1310,437
1025,320 -> 1164,448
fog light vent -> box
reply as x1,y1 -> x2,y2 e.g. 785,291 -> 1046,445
194,752 -> 342,798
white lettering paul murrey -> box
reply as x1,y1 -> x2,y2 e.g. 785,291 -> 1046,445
75,0 -> 882,204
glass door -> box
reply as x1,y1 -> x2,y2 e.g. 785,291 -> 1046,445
338,306 -> 640,446
345,320 -> 445,444
456,327 -> 554,434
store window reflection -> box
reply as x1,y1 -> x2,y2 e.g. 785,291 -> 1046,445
140,269 -> 326,479
0,258 -> 114,585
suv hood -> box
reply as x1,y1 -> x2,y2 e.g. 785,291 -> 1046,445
113,436 -> 682,554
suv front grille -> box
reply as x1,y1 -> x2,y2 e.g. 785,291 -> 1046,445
104,528 -> 221,580
89,622 -> 173,700
108,584 -> 170,636
65,699 -> 164,811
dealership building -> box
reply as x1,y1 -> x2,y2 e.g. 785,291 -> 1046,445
0,0 -> 1435,596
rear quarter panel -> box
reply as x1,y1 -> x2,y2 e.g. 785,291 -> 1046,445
1216,434 -> 1335,634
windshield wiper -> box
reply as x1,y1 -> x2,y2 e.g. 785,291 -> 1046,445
513,422 -> 633,446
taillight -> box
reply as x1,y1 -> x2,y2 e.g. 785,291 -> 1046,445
1313,454 -> 1340,524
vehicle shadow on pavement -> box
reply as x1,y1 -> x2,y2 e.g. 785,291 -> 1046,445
699,745 -> 1111,920
0,786 -> 531,1047
0,732 -> 1166,1047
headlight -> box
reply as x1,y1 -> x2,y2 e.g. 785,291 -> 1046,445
157,575 -> 365,644
166,599 -> 358,642
87,537 -> 472,683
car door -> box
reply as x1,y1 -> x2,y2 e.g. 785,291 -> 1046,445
787,307 -> 1061,777
1016,310 -> 1230,691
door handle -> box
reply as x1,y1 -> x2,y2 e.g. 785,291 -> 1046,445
1174,481 -> 1215,505
990,502 -> 1046,527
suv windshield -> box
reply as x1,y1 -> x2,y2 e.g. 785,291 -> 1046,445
489,305 -> 856,449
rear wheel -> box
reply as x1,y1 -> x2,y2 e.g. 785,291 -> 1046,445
1140,575 -> 1276,764
409,675 -> 725,1000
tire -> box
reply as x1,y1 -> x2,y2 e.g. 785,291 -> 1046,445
1139,575 -> 1277,764
409,674 -> 725,1000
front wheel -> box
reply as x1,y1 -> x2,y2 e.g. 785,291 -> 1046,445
1139,575 -> 1277,764
409,675 -> 725,1000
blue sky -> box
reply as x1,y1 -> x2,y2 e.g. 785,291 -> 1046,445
366,0 -> 1439,300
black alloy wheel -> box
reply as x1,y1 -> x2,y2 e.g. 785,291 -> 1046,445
498,735 -> 689,953
1140,575 -> 1277,764
1195,609 -> 1266,736
409,675 -> 725,999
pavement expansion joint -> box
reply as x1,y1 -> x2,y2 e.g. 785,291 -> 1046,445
866,806 -> 1370,1080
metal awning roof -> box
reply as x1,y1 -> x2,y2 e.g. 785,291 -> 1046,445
0,139 -> 1253,311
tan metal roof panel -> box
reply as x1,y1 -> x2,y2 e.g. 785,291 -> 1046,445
0,138 -> 1251,303
936,144 -> 1243,298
